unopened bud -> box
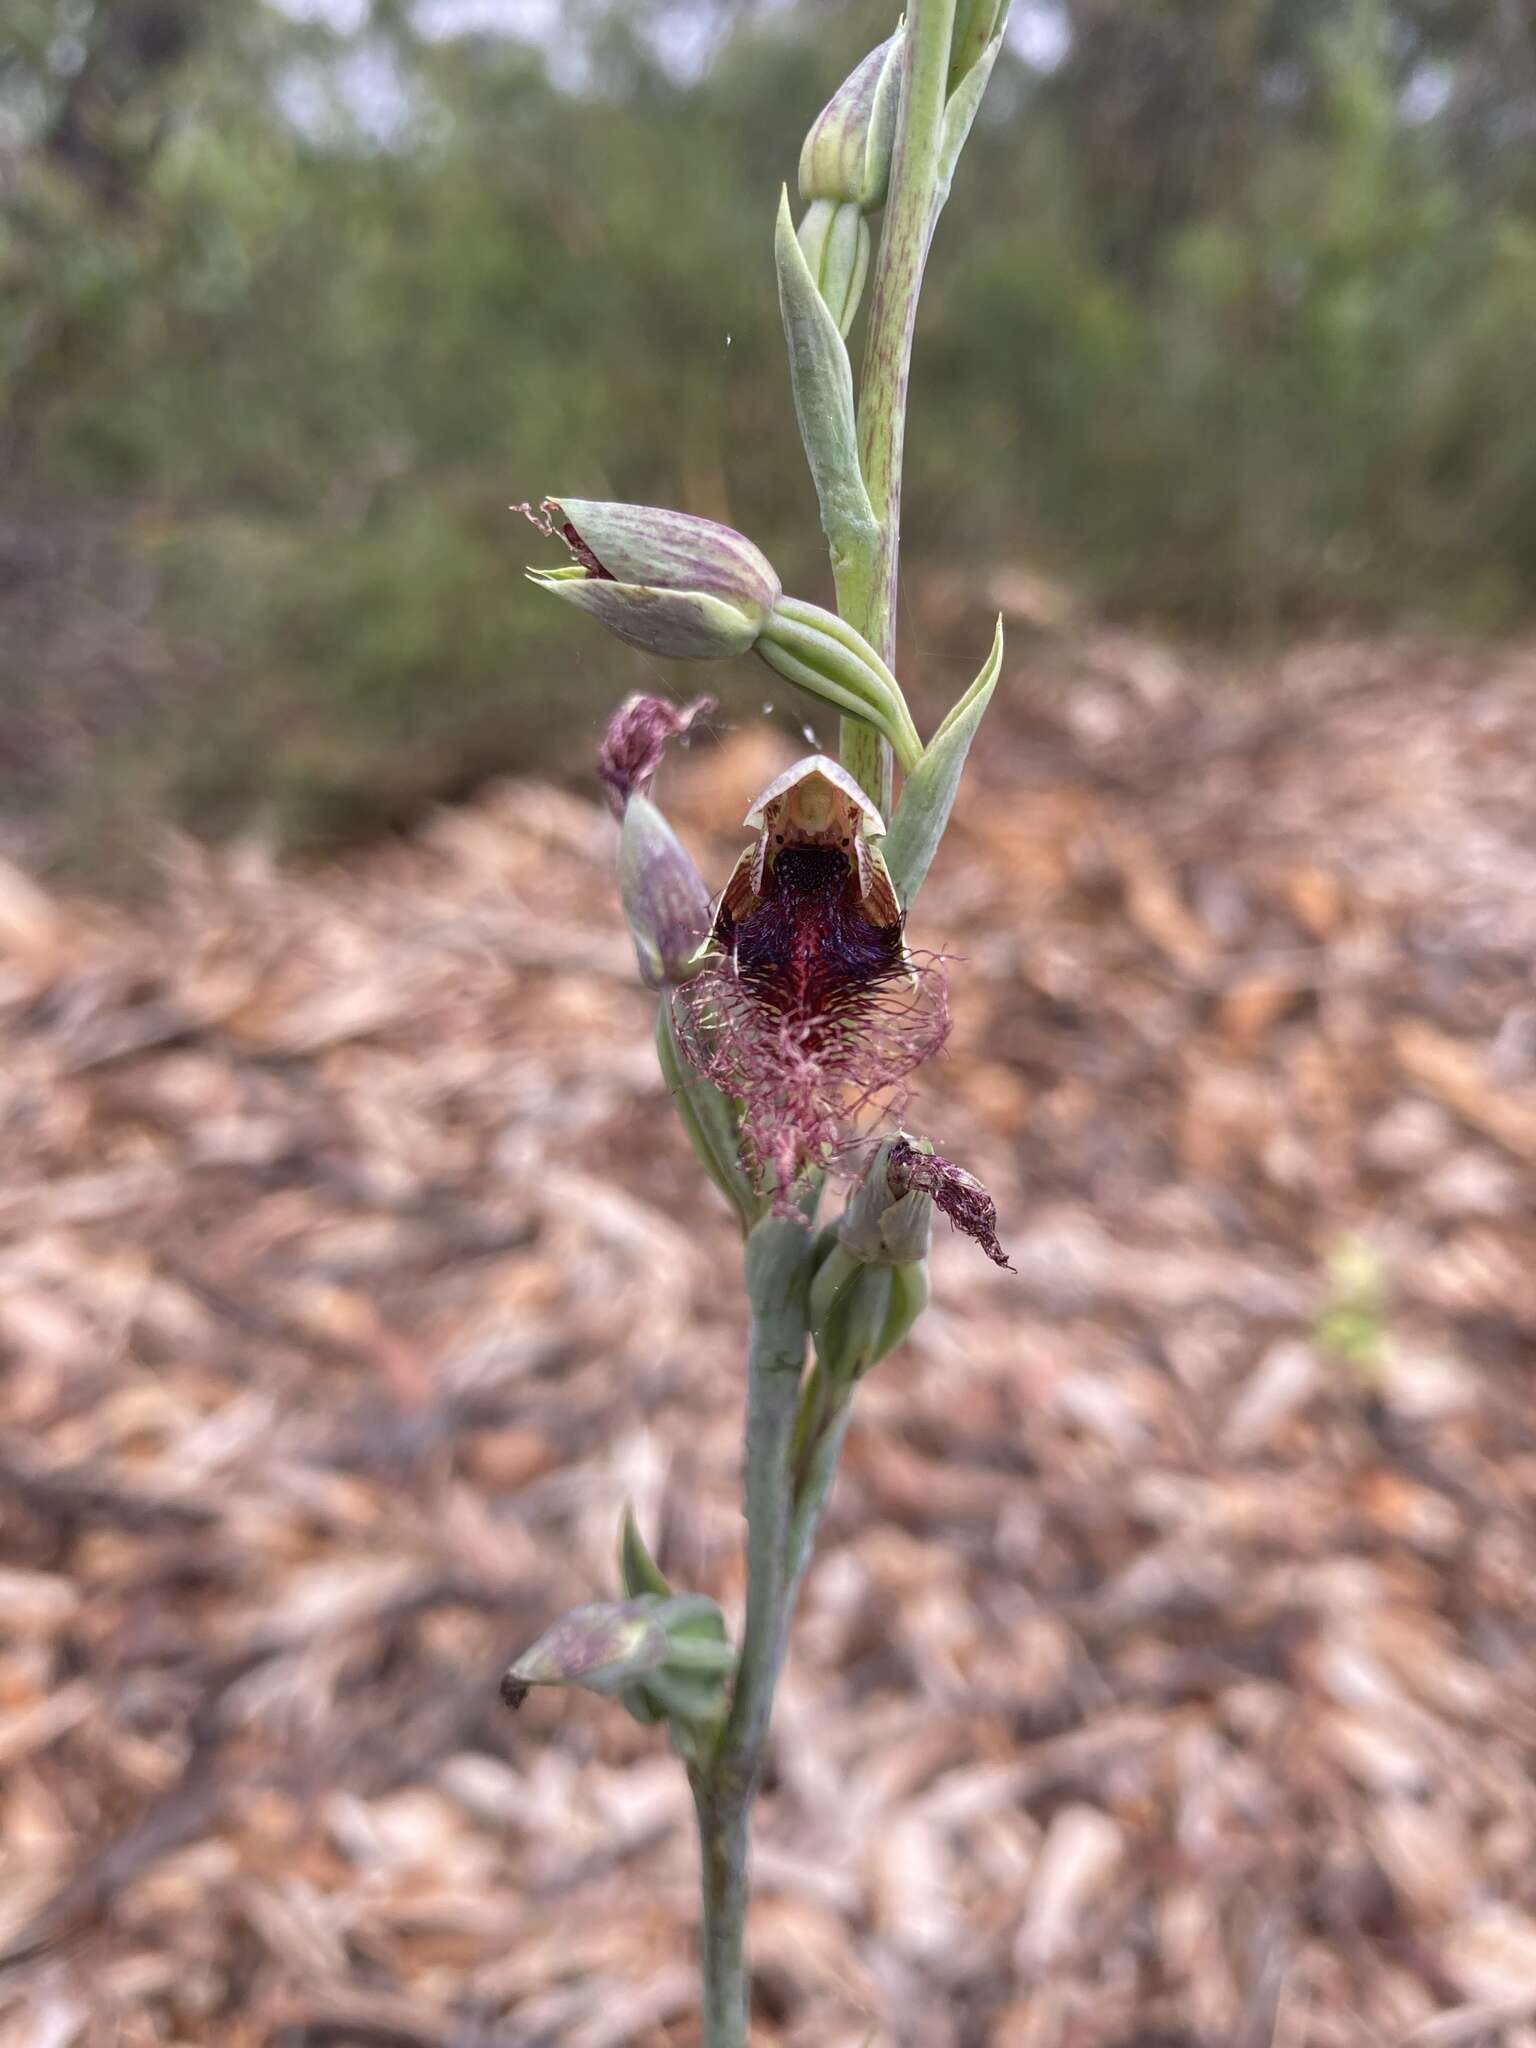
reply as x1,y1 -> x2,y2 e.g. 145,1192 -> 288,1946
809,1240 -> 928,1383
502,1599 -> 669,1708
838,1134 -> 935,1266
756,596 -> 922,772
502,1592 -> 734,1738
522,497 -> 781,662
800,28 -> 905,212
796,199 -> 870,339
618,794 -> 712,988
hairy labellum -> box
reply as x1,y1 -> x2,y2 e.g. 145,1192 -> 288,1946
887,1135 -> 1013,1270
676,836 -> 948,1200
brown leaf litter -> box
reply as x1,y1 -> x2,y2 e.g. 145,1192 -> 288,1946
2,630 -> 1536,2047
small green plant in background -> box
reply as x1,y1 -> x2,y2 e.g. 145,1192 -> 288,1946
502,6 -> 1013,2039
1316,1233 -> 1390,1377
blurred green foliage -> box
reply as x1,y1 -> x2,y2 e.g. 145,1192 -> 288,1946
5,0 -> 1536,864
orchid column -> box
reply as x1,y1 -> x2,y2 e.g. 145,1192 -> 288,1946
507,8 -> 1015,2043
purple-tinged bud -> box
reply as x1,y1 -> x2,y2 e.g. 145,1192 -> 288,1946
887,1135 -> 1013,1270
502,1592 -> 734,1741
502,1600 -> 670,1708
597,691 -> 713,817
618,793 -> 713,989
799,28 -> 905,212
521,498 -> 781,662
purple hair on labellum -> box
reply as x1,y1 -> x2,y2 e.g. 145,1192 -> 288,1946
676,842 -> 949,1201
887,1135 -> 1013,1269
596,692 -> 714,818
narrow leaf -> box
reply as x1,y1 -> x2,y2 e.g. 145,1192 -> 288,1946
882,616 -> 1003,908
774,186 -> 879,582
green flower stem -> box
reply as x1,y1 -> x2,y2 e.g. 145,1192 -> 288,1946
838,0 -> 959,809
688,13 -> 979,2038
786,1392 -> 856,1598
690,1216 -> 815,2047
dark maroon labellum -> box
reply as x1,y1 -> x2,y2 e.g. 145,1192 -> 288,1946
678,850 -> 948,1199
723,846 -> 904,1027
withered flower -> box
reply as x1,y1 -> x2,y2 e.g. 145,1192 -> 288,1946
598,690 -> 714,817
676,756 -> 948,1198
887,1134 -> 1013,1269
596,693 -> 715,990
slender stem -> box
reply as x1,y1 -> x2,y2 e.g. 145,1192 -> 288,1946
692,1217 -> 814,2046
786,1394 -> 856,1597
691,1777 -> 749,2048
855,0 -> 956,662
838,0 -> 958,810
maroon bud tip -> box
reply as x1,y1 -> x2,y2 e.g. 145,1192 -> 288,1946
597,693 -> 714,817
500,1673 -> 531,1712
887,1136 -> 1013,1270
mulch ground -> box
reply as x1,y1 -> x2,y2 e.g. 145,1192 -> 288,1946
2,629 -> 1535,2048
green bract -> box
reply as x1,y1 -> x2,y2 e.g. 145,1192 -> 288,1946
883,615 -> 1004,907
774,189 -> 878,579
795,198 -> 870,340
947,0 -> 1009,97
808,1136 -> 935,1386
526,498 -> 781,661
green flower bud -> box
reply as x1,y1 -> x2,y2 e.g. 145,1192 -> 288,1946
522,497 -> 781,662
756,595 -> 923,772
625,1593 -> 735,1739
796,199 -> 870,339
800,27 -> 905,212
618,793 -> 712,989
502,1592 -> 734,1742
809,1240 -> 929,1384
838,1134 -> 936,1266
948,0 -> 1008,97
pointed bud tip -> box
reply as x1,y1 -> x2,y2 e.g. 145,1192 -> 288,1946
799,27 -> 905,210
